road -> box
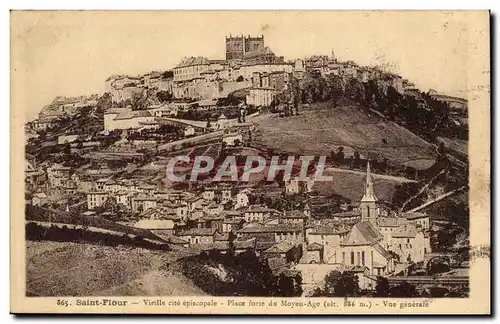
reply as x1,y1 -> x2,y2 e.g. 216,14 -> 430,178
325,166 -> 417,183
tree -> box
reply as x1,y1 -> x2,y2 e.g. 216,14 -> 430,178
236,75 -> 244,82
223,200 -> 234,210
313,270 -> 359,297
353,151 -> 361,168
334,271 -> 359,297
156,91 -> 173,103
97,92 -> 113,112
324,270 -> 342,294
375,276 -> 390,297
63,143 -> 71,155
389,281 -> 417,297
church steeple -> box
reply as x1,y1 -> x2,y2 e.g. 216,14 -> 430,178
361,161 -> 377,202
360,161 -> 378,223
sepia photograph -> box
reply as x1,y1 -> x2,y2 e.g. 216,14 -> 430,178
10,10 -> 490,315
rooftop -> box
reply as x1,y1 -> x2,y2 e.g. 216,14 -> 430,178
402,212 -> 428,220
238,224 -> 302,234
177,228 -> 217,236
175,57 -> 210,68
307,242 -> 324,251
114,110 -> 152,121
134,219 -> 175,230
392,223 -> 419,238
342,221 -> 383,246
377,217 -> 409,227
264,240 -> 296,254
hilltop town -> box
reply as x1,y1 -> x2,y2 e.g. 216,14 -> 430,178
25,34 -> 469,297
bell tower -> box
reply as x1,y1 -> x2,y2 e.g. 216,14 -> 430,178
360,161 -> 378,223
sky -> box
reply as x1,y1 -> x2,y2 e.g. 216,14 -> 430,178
11,11 -> 471,121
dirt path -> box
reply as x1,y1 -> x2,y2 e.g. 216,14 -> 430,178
325,166 -> 417,183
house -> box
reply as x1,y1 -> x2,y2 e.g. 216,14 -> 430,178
377,216 -> 409,250
263,240 -> 302,265
202,188 -> 215,201
221,210 -> 243,220
222,218 -> 244,233
306,225 -> 349,264
177,228 -> 218,244
46,164 -> 71,188
200,214 -> 225,232
284,179 -> 300,195
104,179 -> 121,193
138,183 -> 156,196
234,191 -> 249,209
237,223 -> 304,243
390,223 -> 426,263
95,178 -> 108,191
280,210 -> 309,225
402,212 -> 430,230
220,188 -> 232,204
246,87 -> 275,107
115,191 -> 132,209
31,192 -> 48,207
32,117 -> 56,131
187,196 -> 205,212
165,203 -> 190,220
132,194 -> 157,213
204,203 -> 224,216
86,191 -> 109,210
243,206 -> 278,223
303,242 -> 324,264
173,56 -> 211,82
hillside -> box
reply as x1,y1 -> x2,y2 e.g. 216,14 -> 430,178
255,104 -> 437,167
26,241 -> 205,297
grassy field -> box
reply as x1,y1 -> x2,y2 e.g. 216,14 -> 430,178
255,105 -> 437,166
26,241 -> 205,296
312,169 -> 400,202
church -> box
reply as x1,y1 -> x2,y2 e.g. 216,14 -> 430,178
304,162 -> 431,276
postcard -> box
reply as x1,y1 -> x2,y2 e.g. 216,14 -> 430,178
10,10 -> 490,315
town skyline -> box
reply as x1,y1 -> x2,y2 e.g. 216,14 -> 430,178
12,11 -> 469,121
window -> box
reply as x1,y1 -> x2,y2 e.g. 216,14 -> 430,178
357,252 -> 361,266
350,252 -> 355,265
407,239 -> 410,243
362,251 -> 365,266
343,252 -> 346,264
